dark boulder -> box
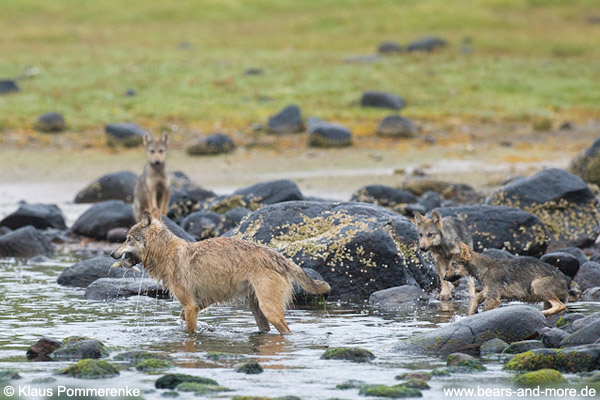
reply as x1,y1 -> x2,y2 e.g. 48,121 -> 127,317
57,255 -> 130,288
540,328 -> 570,348
503,340 -> 544,354
292,268 -> 328,305
482,248 -> 516,259
573,261 -> 600,291
0,203 -> 66,230
228,201 -> 437,301
486,168 -> 600,249
161,215 -> 195,242
180,211 -> 223,240
267,105 -> 303,134
105,122 -> 145,147
215,207 -> 251,236
84,278 -> 168,301
560,319 -> 600,347
572,312 -> 600,331
106,227 -> 128,243
400,305 -> 547,356
569,136 -> 600,187
0,79 -> 19,94
378,41 -> 402,54
430,205 -> 549,257
27,338 -> 62,361
361,91 -> 405,110
417,191 -> 444,212
350,185 -> 417,213
406,36 -> 447,52
555,246 -> 588,265
186,133 -> 235,155
35,112 -> 67,133
368,285 -> 428,311
582,287 -> 600,301
71,200 -> 136,240
74,171 -> 139,204
376,115 -> 418,138
51,338 -> 108,360
480,338 -> 509,356
0,226 -> 54,258
400,177 -> 482,204
504,344 -> 600,373
540,252 -> 580,278
307,118 -> 352,148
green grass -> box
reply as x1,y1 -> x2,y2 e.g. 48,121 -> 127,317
1,0 -> 599,137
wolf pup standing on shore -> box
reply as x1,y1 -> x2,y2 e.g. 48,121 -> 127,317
133,132 -> 170,222
111,208 -> 331,334
445,243 -> 581,316
413,211 -> 476,301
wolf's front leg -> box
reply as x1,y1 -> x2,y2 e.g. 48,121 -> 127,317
184,305 -> 200,332
467,290 -> 485,315
435,258 -> 453,301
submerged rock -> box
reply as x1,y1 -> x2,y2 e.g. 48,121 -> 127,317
504,344 -> 600,372
155,374 -> 218,390
136,359 -> 171,373
58,359 -> 119,379
321,347 -> 375,363
27,338 -> 62,361
400,305 -> 547,356
176,382 -> 230,394
368,285 -> 428,311
57,255 -> 129,288
446,353 -> 486,371
486,168 -> 600,248
0,226 -> 54,258
0,203 -> 66,230
235,361 -> 263,374
359,384 -> 421,398
51,337 -> 108,360
84,277 -> 168,301
71,200 -> 136,240
514,369 -> 565,386
228,201 -> 437,301
74,171 -> 138,203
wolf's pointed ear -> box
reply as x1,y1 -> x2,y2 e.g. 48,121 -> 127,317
143,132 -> 152,146
413,211 -> 425,226
161,131 -> 169,145
151,207 -> 162,220
459,242 -> 471,262
431,211 -> 443,229
141,211 -> 152,227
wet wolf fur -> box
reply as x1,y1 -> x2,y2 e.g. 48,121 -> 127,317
445,243 -> 581,316
414,211 -> 476,301
111,209 -> 331,334
133,132 -> 170,222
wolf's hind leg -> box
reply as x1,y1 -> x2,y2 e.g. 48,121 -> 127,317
253,284 -> 291,334
249,290 -> 270,333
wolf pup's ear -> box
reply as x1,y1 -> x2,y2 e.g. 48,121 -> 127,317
413,211 -> 425,225
431,211 -> 443,229
161,131 -> 169,145
143,132 -> 152,146
151,207 -> 162,220
141,211 -> 152,227
459,242 -> 471,262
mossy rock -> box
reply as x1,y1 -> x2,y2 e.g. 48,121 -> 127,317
51,338 -> 108,360
155,373 -> 218,389
403,379 -> 430,390
114,350 -> 173,363
504,346 -> 600,373
57,359 -> 119,379
336,379 -> 365,389
176,382 -> 230,394
446,353 -> 486,371
205,351 -> 246,361
514,369 -> 565,386
430,368 -> 451,377
136,358 -> 172,373
358,384 -> 422,398
231,397 -> 275,400
0,370 -> 20,381
160,391 -> 179,398
236,361 -> 264,374
395,372 -> 431,381
321,347 -> 375,363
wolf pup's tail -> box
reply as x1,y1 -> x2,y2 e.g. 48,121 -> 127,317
291,266 -> 331,295
568,280 -> 581,301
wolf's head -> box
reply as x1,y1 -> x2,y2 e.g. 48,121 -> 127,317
444,242 -> 471,282
413,211 -> 443,252
110,208 -> 163,267
144,132 -> 169,166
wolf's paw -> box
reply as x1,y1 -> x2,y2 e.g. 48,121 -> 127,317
437,292 -> 453,301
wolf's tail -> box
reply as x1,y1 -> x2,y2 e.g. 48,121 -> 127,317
290,264 -> 331,295
568,279 -> 581,301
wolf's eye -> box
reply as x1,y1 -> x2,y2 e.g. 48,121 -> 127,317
427,232 -> 433,237
159,149 -> 164,153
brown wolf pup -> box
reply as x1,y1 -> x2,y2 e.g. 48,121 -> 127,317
133,132 -> 170,222
445,243 -> 581,316
111,208 -> 331,334
413,211 -> 476,301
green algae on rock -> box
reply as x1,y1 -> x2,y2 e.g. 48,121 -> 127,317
504,345 -> 600,373
358,384 -> 422,398
136,358 -> 172,373
235,361 -> 264,374
155,373 -> 218,389
514,369 -> 565,386
321,347 -> 376,363
57,359 -> 119,379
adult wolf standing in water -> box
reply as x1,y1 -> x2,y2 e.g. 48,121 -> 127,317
133,132 -> 170,221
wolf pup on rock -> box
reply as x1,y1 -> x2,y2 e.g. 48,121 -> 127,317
414,211 -> 475,301
133,132 -> 170,222
445,243 -> 581,316
111,208 -> 331,334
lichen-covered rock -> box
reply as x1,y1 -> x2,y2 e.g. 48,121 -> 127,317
401,305 -> 547,356
0,226 -> 54,258
228,201 -> 437,300
267,105 -> 303,134
504,345 -> 600,372
569,136 -> 600,187
540,252 -> 580,278
486,168 -> 600,248
350,185 -> 417,213
51,337 -> 108,360
503,340 -> 544,354
0,203 -> 66,230
447,353 -> 486,371
136,358 -> 171,373
71,200 -> 135,239
368,285 -> 428,311
155,374 -> 218,389
167,187 -> 216,222
180,211 -> 222,240
480,338 -> 509,355
307,118 -> 352,148
574,261 -> 600,291
35,112 -> 66,132
321,347 -> 375,363
395,372 -> 431,382
27,338 -> 62,361
187,133 -> 235,155
431,206 -> 549,257
205,180 -> 303,214
559,319 -> 600,347
514,369 -> 565,386
361,91 -> 405,110
57,359 -> 119,379
376,115 -> 418,138
57,255 -> 129,288
400,177 -> 482,204
105,122 -> 145,147
235,361 -> 263,374
215,207 -> 251,236
74,171 -> 139,203
84,277 -> 168,301
358,384 -> 421,398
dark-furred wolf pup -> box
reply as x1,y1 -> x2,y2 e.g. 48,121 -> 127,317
111,208 -> 331,334
414,211 -> 475,301
446,243 -> 581,316
133,132 -> 170,222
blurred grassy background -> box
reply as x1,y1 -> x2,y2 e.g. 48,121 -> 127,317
1,0 -> 599,136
